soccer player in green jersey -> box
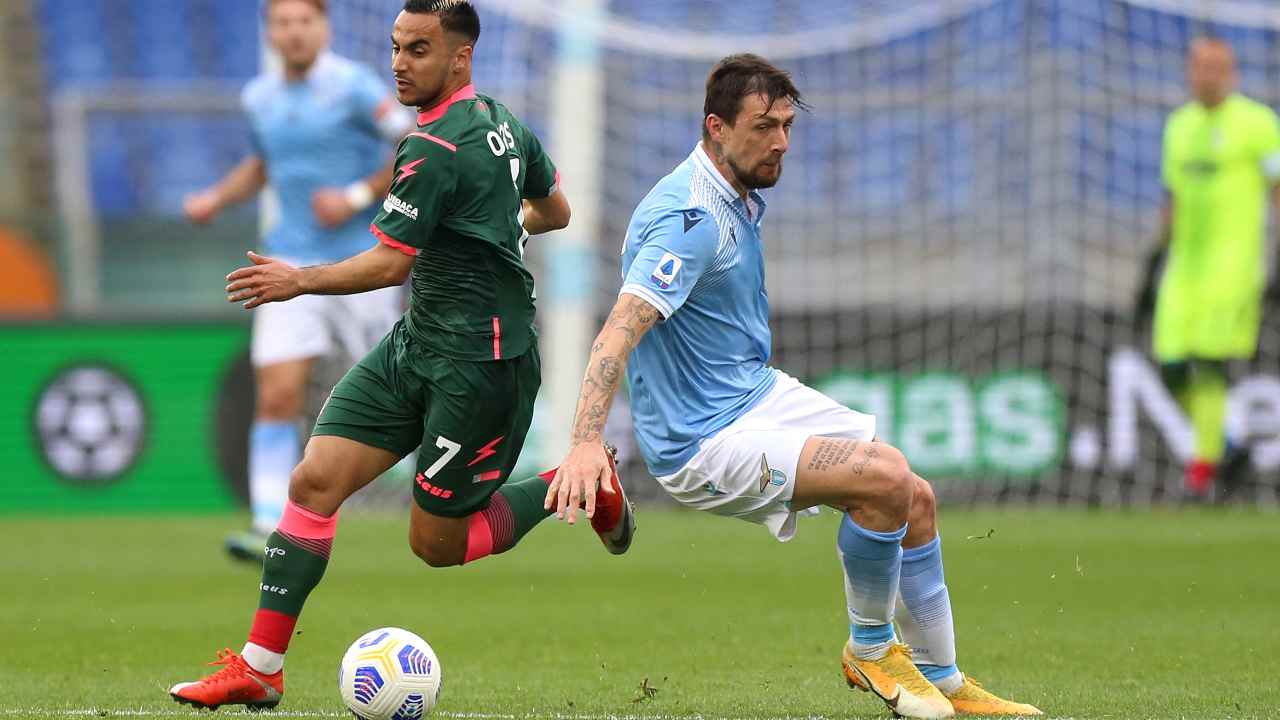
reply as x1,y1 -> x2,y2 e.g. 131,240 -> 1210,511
168,1 -> 634,710
1148,37 -> 1280,499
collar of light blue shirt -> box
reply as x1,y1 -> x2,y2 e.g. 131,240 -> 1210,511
690,143 -> 768,223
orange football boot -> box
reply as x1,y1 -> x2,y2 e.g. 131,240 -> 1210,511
169,648 -> 283,710
591,442 -> 635,555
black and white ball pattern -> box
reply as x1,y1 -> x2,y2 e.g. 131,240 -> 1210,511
35,366 -> 146,483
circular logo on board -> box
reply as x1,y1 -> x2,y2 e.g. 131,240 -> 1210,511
33,364 -> 147,485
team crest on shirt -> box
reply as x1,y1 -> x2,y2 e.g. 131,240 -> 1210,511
758,454 -> 787,493
383,194 -> 419,220
650,252 -> 682,289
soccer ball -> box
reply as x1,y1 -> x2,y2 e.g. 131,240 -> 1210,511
339,627 -> 442,720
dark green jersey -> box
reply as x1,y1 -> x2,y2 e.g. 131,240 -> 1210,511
371,84 -> 559,361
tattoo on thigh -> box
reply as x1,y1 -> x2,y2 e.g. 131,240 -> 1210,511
806,438 -> 862,472
850,443 -> 880,475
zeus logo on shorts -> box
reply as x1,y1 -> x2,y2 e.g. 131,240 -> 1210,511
651,252 -> 682,290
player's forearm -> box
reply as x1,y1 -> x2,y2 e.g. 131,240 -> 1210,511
569,295 -> 659,445
522,191 -> 571,236
297,244 -> 409,296
522,201 -> 555,236
211,156 -> 267,209
363,161 -> 396,198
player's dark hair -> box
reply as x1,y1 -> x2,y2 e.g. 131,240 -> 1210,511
702,54 -> 807,140
402,0 -> 481,46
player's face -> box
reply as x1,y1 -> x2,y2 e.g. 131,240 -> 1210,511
1187,41 -> 1235,108
391,12 -> 471,108
266,0 -> 329,73
721,93 -> 795,190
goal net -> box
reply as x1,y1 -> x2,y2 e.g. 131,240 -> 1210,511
329,0 -> 1280,507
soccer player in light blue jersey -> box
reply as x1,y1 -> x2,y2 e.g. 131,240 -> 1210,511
549,55 -> 1041,719
183,0 -> 414,561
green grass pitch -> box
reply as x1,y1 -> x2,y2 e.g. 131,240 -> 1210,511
1,507 -> 1277,719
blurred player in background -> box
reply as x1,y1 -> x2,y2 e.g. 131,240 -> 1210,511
549,54 -> 1040,719
184,0 -> 414,559
1138,37 -> 1280,500
169,1 -> 632,710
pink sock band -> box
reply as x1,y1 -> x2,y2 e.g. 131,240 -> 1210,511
464,511 -> 494,564
276,500 -> 339,539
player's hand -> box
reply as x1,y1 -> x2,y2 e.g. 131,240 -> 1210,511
183,190 -> 221,225
545,441 -> 618,525
225,251 -> 302,309
312,188 -> 356,228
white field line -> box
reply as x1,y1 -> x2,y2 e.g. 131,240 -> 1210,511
0,710 -> 1098,720
0,707 -> 834,712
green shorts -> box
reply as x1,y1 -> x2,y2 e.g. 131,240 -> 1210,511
1153,282 -> 1261,362
313,320 -> 540,517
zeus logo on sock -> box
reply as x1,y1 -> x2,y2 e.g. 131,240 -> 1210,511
260,584 -> 289,596
264,546 -> 287,559
651,252 -> 682,290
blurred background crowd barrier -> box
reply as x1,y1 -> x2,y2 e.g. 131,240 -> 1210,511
3,0 -> 1280,511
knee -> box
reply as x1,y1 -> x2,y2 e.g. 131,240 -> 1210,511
909,475 -> 937,524
857,443 -> 915,522
257,381 -> 305,420
1196,359 -> 1226,382
408,534 -> 464,568
288,461 -> 332,513
905,475 -> 938,544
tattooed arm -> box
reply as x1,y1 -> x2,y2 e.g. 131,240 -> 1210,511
545,292 -> 661,524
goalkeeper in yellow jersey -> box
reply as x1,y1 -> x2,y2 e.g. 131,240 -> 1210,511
1142,37 -> 1280,499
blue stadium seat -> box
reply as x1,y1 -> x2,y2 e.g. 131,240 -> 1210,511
38,0 -> 112,87
129,0 -> 195,79
89,116 -> 139,217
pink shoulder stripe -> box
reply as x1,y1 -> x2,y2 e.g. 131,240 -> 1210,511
408,131 -> 457,153
370,223 -> 419,256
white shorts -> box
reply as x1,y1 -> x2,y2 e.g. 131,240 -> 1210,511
250,282 -> 402,367
655,371 -> 876,542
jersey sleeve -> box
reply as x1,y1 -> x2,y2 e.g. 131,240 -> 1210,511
619,207 -> 718,318
516,122 -> 560,199
350,65 -> 415,142
1256,106 -> 1280,183
370,134 -> 458,256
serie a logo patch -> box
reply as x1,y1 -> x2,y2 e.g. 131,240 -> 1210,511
650,252 -> 682,289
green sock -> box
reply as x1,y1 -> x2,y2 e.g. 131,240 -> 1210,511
465,472 -> 555,561
247,511 -> 336,654
1189,367 -> 1227,463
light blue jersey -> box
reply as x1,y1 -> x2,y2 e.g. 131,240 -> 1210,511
242,52 -> 411,263
620,144 -> 777,477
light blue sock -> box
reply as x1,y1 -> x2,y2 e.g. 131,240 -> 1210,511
838,515 -> 907,660
249,420 -> 301,534
897,535 -> 961,692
